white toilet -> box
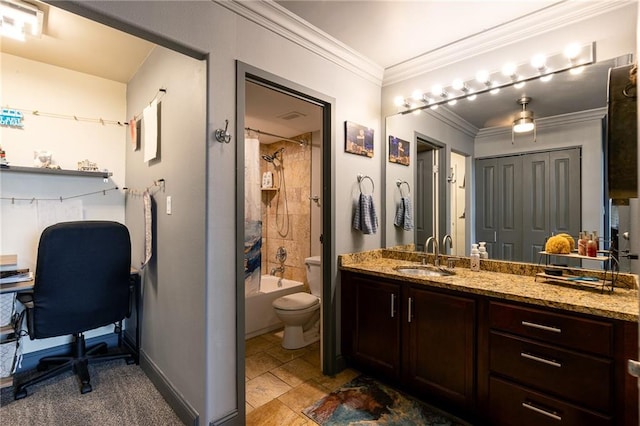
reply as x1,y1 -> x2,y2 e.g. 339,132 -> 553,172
272,256 -> 321,349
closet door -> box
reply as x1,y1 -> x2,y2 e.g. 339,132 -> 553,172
522,152 -> 550,263
475,158 -> 498,258
549,148 -> 581,237
497,156 -> 523,261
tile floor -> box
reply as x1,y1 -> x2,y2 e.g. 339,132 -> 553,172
245,330 -> 360,426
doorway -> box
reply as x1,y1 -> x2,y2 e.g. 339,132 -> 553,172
236,62 -> 335,419
415,137 -> 447,251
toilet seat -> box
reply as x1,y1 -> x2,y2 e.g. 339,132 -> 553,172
273,292 -> 319,311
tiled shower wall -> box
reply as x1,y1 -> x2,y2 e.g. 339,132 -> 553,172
260,133 -> 311,285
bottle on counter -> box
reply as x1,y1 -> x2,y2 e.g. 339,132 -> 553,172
587,233 -> 597,257
470,244 -> 480,271
578,231 -> 587,256
478,242 -> 488,259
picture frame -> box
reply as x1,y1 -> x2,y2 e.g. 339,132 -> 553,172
388,136 -> 410,166
344,121 -> 374,157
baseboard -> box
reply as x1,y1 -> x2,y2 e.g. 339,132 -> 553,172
140,350 -> 199,426
210,409 -> 240,426
16,334 -> 119,372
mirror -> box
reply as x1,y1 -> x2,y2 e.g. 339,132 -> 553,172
384,52 -> 635,268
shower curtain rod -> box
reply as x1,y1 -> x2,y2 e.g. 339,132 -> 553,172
245,127 -> 308,146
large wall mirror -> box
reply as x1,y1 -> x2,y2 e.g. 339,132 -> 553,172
382,4 -> 637,274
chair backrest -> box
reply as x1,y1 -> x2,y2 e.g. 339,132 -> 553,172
32,221 -> 132,339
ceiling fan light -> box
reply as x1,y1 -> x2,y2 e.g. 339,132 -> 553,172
513,119 -> 535,133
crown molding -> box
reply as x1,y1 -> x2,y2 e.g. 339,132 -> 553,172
383,0 -> 632,86
423,107 -> 479,139
217,0 -> 384,85
476,107 -> 607,139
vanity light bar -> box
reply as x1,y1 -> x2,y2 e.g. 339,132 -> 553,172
396,42 -> 595,115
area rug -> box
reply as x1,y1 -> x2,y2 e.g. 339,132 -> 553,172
302,375 -> 469,425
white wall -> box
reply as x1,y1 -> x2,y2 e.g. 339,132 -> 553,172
0,53 -> 126,352
385,110 -> 475,248
62,1 -> 382,423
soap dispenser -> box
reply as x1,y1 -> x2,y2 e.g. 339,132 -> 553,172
470,244 -> 480,272
478,242 -> 488,259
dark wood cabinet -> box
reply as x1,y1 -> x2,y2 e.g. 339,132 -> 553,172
343,273 -> 401,380
341,270 -> 638,426
480,300 -> 638,426
404,287 -> 475,412
341,271 -> 476,416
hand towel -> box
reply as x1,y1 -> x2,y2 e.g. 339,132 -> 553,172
401,196 -> 413,231
353,193 -> 378,234
393,196 -> 414,231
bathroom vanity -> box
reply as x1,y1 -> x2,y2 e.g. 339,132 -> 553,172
340,249 -> 639,426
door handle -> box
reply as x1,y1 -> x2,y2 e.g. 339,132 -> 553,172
390,294 -> 395,318
522,401 -> 562,421
522,320 -> 561,333
521,352 -> 562,368
628,359 -> 640,378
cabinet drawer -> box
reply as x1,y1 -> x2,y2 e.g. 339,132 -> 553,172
490,331 -> 612,413
489,376 -> 612,426
489,301 -> 612,356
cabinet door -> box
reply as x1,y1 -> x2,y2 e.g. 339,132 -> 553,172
350,275 -> 401,380
405,286 -> 476,410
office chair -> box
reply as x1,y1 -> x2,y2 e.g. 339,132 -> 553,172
14,221 -> 136,400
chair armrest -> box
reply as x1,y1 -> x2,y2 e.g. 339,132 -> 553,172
16,292 -> 34,309
15,291 -> 35,339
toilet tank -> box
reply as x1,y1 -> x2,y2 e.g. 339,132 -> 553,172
305,256 -> 322,297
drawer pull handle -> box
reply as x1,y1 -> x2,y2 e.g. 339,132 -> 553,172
521,352 -> 562,368
390,294 -> 395,318
522,320 -> 561,333
522,401 -> 562,421
408,297 -> 413,323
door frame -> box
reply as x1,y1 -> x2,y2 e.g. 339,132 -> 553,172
235,61 -> 336,418
414,134 -> 447,250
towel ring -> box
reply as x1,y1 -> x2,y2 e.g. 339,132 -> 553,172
357,174 -> 374,194
396,180 -> 410,197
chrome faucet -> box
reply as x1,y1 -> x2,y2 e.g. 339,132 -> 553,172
270,265 -> 285,277
424,236 -> 440,267
442,234 -> 453,255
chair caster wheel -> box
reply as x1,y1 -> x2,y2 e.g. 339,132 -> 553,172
81,383 -> 92,394
14,388 -> 27,400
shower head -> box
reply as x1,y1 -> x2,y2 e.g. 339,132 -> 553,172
272,147 -> 285,158
261,154 -> 274,163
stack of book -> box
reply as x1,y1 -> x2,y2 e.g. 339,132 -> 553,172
0,254 -> 33,284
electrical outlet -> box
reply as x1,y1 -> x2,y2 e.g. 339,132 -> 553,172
166,196 -> 172,215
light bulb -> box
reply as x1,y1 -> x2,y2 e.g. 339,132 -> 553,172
530,54 -> 547,70
570,66 -> 585,75
540,74 -> 553,82
448,98 -> 457,106
452,79 -> 465,91
411,90 -> 423,101
564,43 -> 581,60
393,96 -> 406,107
514,81 -> 525,89
476,70 -> 490,84
431,84 -> 444,97
502,62 -> 517,78
467,94 -> 477,101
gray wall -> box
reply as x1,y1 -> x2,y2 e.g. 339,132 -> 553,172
126,45 -> 207,418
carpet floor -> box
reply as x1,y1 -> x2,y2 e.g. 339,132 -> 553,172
302,375 -> 470,426
0,359 -> 183,425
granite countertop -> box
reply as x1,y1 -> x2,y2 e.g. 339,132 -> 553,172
339,249 -> 639,323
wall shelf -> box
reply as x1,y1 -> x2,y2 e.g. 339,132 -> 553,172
536,251 -> 617,293
0,165 -> 111,179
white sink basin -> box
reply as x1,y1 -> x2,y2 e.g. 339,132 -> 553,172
393,265 -> 455,277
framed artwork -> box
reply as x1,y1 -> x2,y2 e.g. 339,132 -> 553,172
344,121 -> 374,157
388,136 -> 410,166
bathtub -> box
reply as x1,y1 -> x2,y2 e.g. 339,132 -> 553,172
245,275 -> 305,339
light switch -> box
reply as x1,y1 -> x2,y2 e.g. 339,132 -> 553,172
166,196 -> 172,215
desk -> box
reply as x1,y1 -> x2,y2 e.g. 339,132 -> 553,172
0,269 -> 141,389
